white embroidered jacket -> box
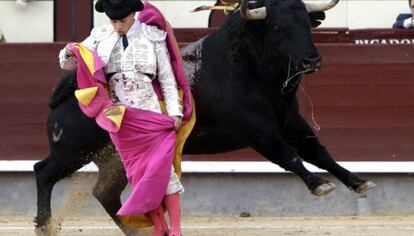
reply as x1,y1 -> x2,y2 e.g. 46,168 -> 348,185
59,21 -> 183,117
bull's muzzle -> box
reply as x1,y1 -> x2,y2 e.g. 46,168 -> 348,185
300,56 -> 321,73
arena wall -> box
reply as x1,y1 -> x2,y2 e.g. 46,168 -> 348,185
1,172 -> 414,217
1,38 -> 413,163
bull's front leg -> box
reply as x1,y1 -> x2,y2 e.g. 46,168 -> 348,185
244,120 -> 336,196
287,135 -> 375,193
282,100 -> 375,193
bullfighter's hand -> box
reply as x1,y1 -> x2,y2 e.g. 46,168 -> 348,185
172,116 -> 182,131
64,43 -> 74,58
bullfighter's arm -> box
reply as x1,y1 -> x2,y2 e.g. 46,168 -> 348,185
143,24 -> 183,118
58,24 -> 112,70
155,39 -> 183,118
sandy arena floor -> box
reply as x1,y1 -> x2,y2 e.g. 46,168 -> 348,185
0,215 -> 414,236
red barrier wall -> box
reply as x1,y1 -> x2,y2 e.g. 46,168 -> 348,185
0,41 -> 413,162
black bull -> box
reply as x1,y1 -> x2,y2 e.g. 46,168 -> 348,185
34,0 -> 374,234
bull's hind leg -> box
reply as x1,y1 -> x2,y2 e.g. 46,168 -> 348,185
92,149 -> 138,236
244,118 -> 335,196
282,99 -> 375,193
34,151 -> 91,234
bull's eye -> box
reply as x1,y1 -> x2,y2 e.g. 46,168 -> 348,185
273,26 -> 282,33
272,25 -> 283,36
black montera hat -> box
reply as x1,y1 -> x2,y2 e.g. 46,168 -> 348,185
95,0 -> 144,20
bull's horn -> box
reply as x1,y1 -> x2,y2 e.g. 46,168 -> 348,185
240,0 -> 266,20
304,0 -> 339,13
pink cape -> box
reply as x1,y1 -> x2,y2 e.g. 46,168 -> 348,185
71,2 -> 193,216
110,109 -> 176,215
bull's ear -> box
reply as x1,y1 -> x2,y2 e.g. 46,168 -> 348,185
308,11 -> 326,28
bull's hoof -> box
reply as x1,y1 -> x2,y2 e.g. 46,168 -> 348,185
353,180 -> 376,194
311,182 -> 336,196
34,224 -> 53,236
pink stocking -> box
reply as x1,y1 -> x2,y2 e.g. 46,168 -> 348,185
149,206 -> 168,236
164,193 -> 182,236
156,205 -> 169,232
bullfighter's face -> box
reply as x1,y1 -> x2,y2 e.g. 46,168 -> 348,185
110,13 -> 135,36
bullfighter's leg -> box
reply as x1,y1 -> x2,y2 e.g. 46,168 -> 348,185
34,150 -> 91,234
243,117 -> 335,196
282,99 -> 375,193
92,153 -> 139,236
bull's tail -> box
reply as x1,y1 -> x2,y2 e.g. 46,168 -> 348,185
48,71 -> 78,110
